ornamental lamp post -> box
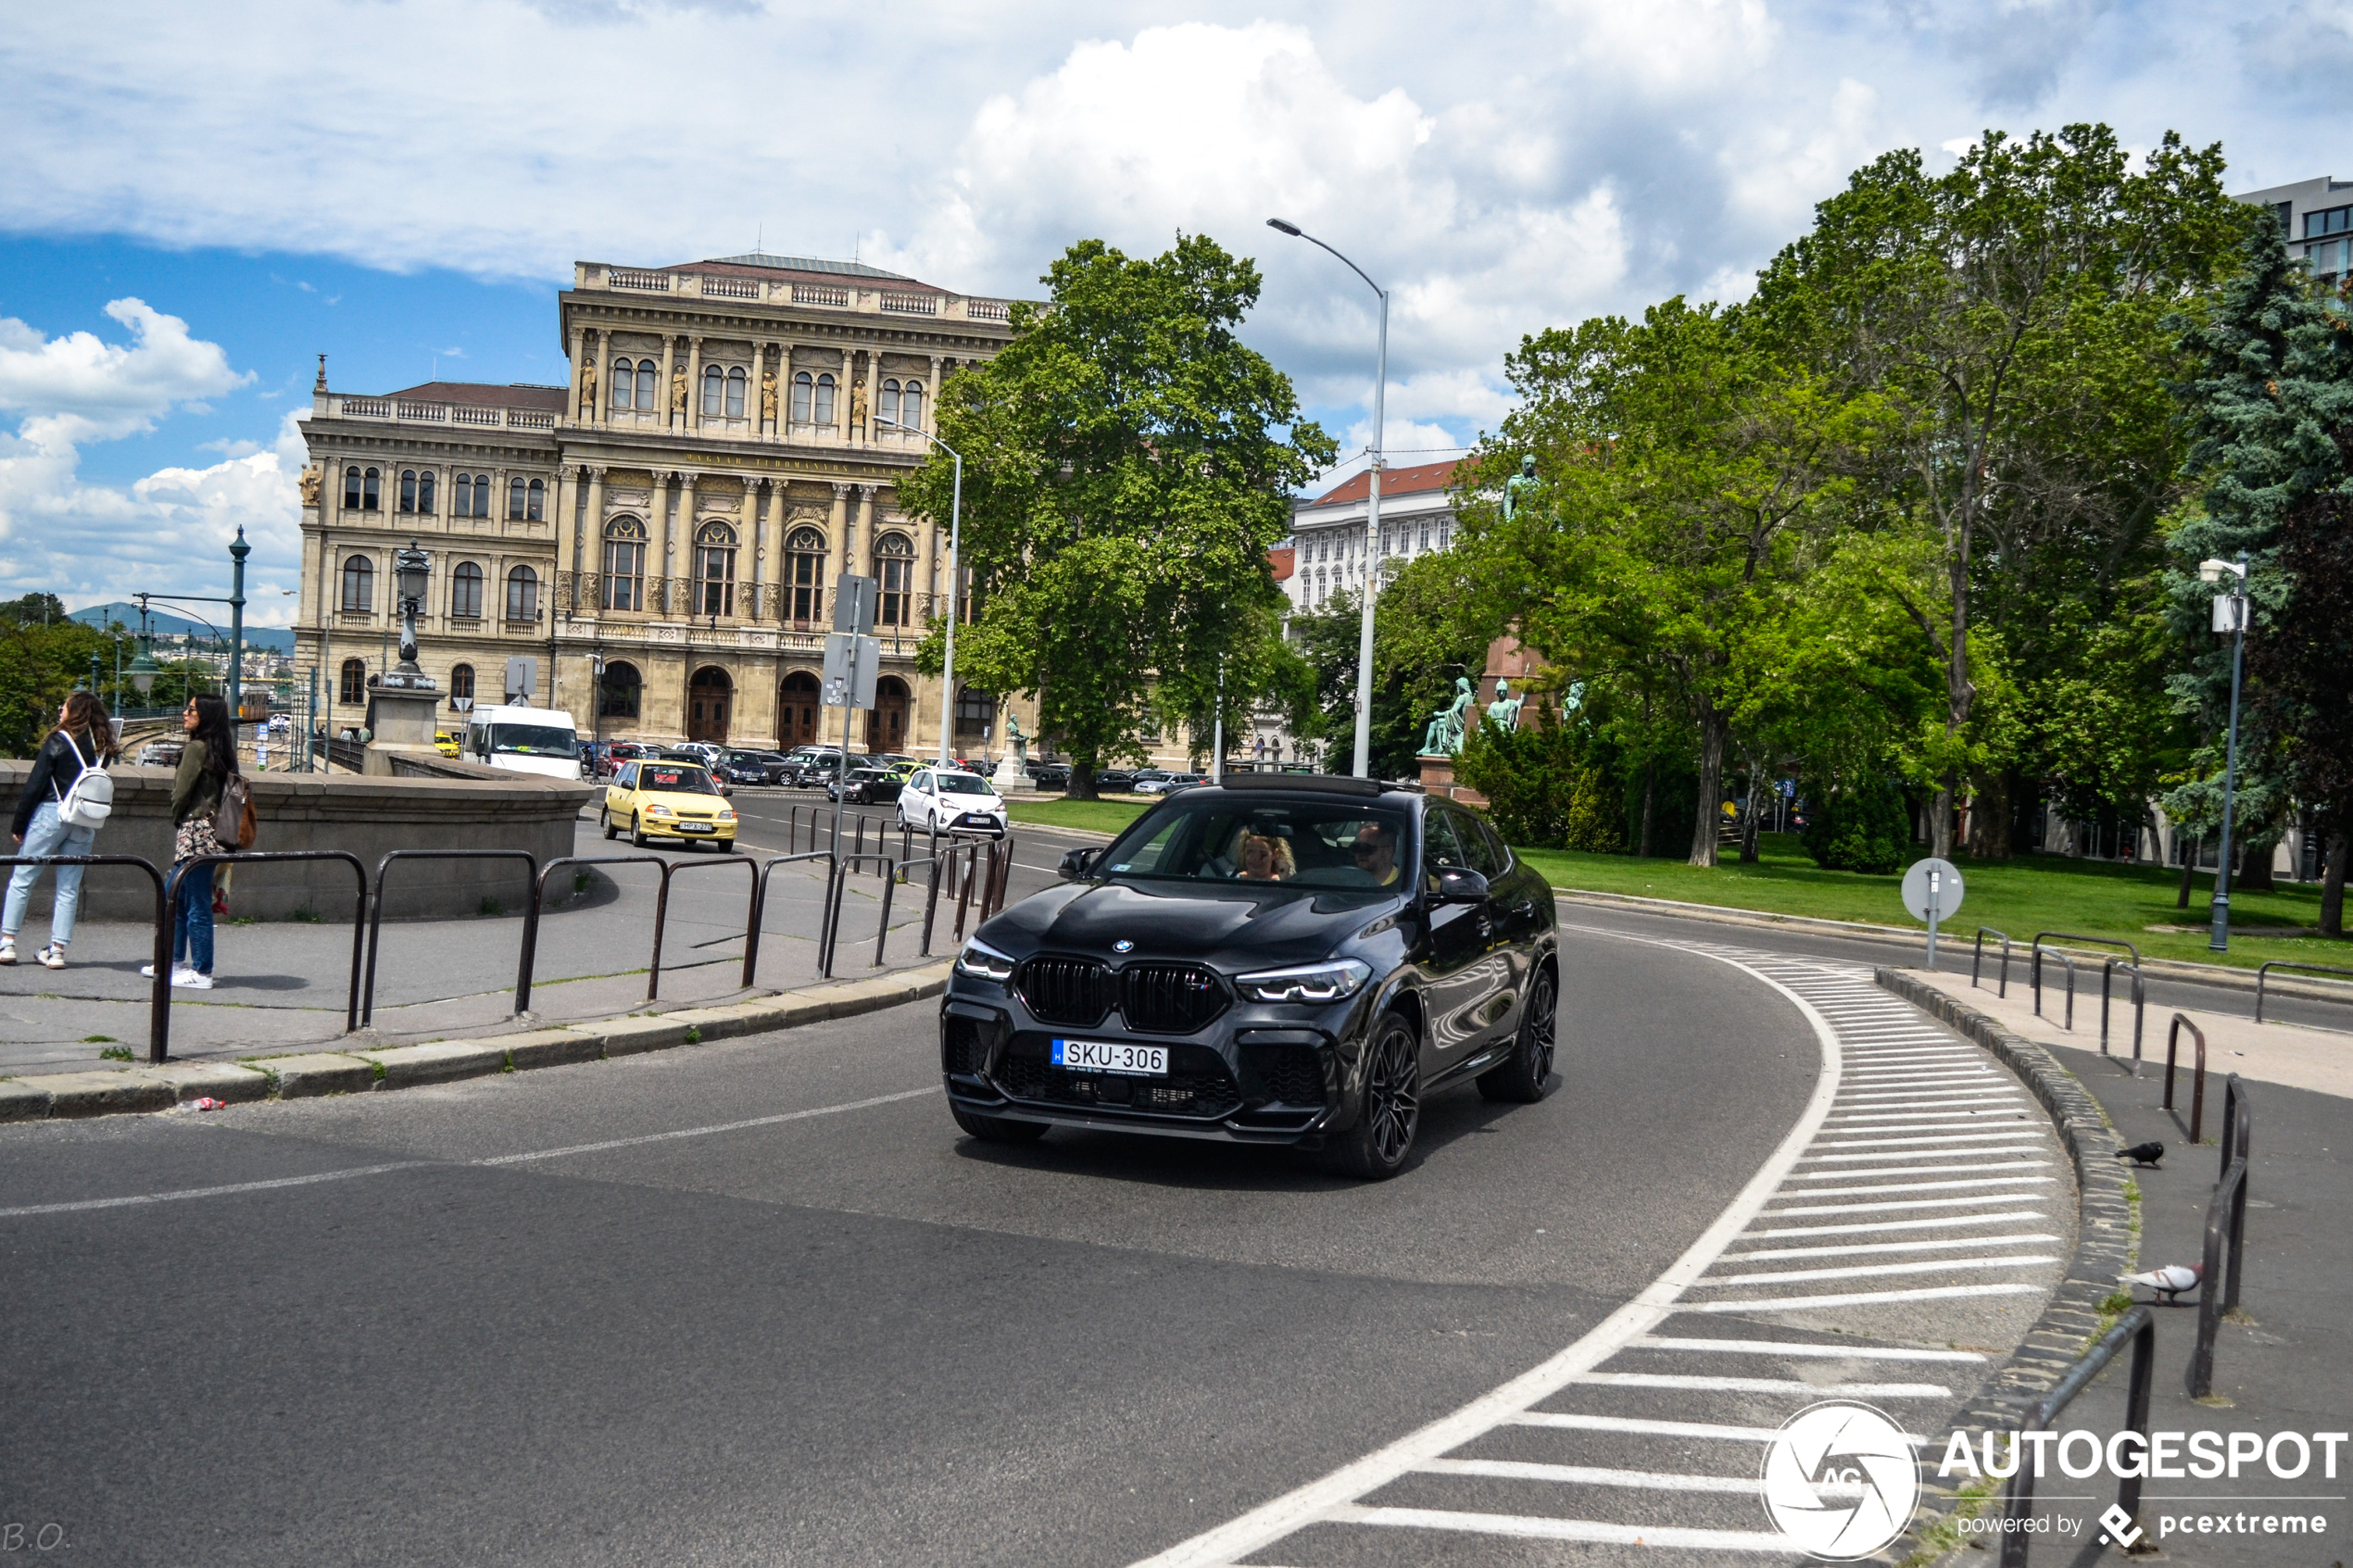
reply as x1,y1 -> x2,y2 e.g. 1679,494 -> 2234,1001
391,541 -> 434,684
1267,217 -> 1386,779
2199,554 -> 2251,953
227,524 -> 249,721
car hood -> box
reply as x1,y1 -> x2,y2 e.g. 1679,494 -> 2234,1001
982,879 -> 1403,974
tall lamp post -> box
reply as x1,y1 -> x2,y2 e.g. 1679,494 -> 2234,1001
1267,217 -> 1386,779
227,525 -> 249,720
877,414 -> 963,767
2202,554 -> 2251,953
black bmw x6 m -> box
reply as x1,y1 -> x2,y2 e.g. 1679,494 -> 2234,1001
937,774 -> 1560,1178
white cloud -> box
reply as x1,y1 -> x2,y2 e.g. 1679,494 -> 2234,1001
0,308 -> 297,622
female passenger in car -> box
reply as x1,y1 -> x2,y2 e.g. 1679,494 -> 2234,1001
1235,832 -> 1294,882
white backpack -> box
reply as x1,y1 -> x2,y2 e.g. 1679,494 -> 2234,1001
55,730 -> 113,831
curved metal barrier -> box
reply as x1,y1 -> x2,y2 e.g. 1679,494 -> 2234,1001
746,851 -> 839,989
176,850 -> 370,1035
362,849 -> 539,1026
2031,932 -> 2143,1059
0,854 -> 171,1063
2163,1012 -> 2208,1141
2254,958 -> 2353,1023
1998,1305 -> 2156,1567
1972,926 -> 2013,997
520,854 -> 668,1011
649,852 -> 761,1000
2188,1076 -> 2254,1399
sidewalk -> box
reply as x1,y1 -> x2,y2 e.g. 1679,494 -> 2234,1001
1891,969 -> 2352,1564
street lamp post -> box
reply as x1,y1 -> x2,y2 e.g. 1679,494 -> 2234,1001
877,415 -> 963,767
2202,554 -> 2251,953
1267,218 -> 1386,779
227,525 -> 249,721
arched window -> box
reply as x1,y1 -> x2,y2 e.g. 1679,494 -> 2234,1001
339,658 -> 367,705
694,521 -> 737,617
725,366 -> 746,420
813,372 -> 836,426
791,370 -> 812,423
879,378 -> 901,431
526,478 -> 544,520
611,358 -> 634,409
875,531 -> 913,626
900,380 -> 923,431
453,473 -> 474,518
449,664 -> 475,709
954,684 -> 994,738
472,472 -> 492,518
635,358 -> 658,411
602,517 -> 646,611
417,470 -> 436,513
450,561 -> 484,620
505,565 -> 539,623
362,468 -> 381,510
786,526 -> 826,622
508,477 -> 528,520
400,470 -> 418,512
702,364 -> 725,417
598,659 -> 642,721
344,465 -> 362,509
340,555 -> 373,613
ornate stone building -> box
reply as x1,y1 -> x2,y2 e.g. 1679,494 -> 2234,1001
293,253 -> 1031,757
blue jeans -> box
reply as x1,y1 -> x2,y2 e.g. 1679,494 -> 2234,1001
171,859 -> 215,975
5,802 -> 96,947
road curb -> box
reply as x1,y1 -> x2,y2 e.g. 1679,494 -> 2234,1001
1873,968 -> 2137,1565
0,961 -> 952,1123
1554,885 -> 2353,1005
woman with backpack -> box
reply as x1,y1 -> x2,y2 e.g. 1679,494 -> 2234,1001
148,695 -> 239,990
3,690 -> 119,969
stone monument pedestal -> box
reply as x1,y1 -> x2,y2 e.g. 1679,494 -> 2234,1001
364,685 -> 444,777
992,757 -> 1038,794
1416,752 -> 1490,808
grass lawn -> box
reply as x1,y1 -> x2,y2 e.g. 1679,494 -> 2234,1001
1005,797 -> 1151,834
1518,833 -> 2348,972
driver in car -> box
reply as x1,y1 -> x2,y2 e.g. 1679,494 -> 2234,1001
1351,820 -> 1401,886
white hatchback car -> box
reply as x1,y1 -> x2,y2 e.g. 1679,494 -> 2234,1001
897,766 -> 1010,837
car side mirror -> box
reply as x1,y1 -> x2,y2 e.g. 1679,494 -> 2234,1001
1429,867 -> 1490,904
1058,847 -> 1101,882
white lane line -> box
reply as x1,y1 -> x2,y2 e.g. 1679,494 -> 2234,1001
1813,1132 -> 2047,1148
1124,939 -> 1845,1568
1844,1069 -> 2000,1081
1416,1458 -> 1828,1496
1632,1336 -> 1985,1361
1830,1110 -> 2030,1123
1704,1254 -> 2057,1286
1725,1233 -> 2058,1262
0,1161 -> 433,1219
1505,1411 -> 1875,1444
1803,1146 -> 2046,1163
475,1086 -> 941,1164
1692,1282 -> 2045,1313
1333,1505 -> 1793,1553
1796,1160 -> 2052,1180
1839,1089 -> 2022,1102
1748,1210 -> 2048,1237
1565,1372 -> 1952,1396
1771,1175 -> 2055,1199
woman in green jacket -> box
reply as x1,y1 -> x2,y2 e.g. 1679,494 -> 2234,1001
149,695 -> 237,989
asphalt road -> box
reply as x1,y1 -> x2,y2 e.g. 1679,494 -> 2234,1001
1,918 -> 2038,1566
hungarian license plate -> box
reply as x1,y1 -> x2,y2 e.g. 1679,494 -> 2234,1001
1051,1038 -> 1167,1077
676,822 -> 715,834
961,812 -> 995,826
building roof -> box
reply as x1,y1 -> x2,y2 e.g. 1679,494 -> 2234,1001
1266,546 -> 1295,583
672,252 -> 948,295
389,382 -> 570,410
1309,458 -> 1467,507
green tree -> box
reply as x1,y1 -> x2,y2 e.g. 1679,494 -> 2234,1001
0,603 -> 118,759
900,234 -> 1334,798
2249,495 -> 2353,934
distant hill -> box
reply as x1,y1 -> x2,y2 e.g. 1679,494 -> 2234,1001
69,602 -> 296,653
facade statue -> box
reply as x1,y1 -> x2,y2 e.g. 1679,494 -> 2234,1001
578,358 -> 598,418
1420,676 -> 1476,756
1006,710 -> 1027,764
849,375 -> 870,432
670,365 -> 687,417
761,369 -> 779,424
1503,454 -> 1539,522
297,465 -> 321,507
1484,678 -> 1525,734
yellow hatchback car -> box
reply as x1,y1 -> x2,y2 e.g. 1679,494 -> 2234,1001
600,759 -> 738,850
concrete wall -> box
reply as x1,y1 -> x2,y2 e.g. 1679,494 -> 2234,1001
1,761 -> 597,923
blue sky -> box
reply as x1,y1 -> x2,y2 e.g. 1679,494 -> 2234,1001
2,0 -> 2340,623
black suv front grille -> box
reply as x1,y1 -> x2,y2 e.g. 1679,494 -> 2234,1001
991,1037 -> 1241,1119
1118,963 -> 1227,1034
1244,1042 -> 1326,1106
1015,957 -> 1112,1026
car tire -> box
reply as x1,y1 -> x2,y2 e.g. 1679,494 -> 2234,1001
1320,1010 -> 1420,1180
601,809 -> 618,842
1478,965 -> 1557,1103
950,1104 -> 1050,1144
631,814 -> 649,850
724,837 -> 741,853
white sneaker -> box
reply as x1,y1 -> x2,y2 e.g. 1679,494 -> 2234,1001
0,938 -> 14,964
35,945 -> 65,970
141,962 -> 162,978
171,970 -> 214,990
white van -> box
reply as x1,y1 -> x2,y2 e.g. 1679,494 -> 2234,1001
462,702 -> 581,779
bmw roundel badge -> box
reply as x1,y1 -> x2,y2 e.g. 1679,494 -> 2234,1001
1113,939 -> 1135,953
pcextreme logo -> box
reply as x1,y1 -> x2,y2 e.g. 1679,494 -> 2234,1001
1761,1401 -> 1921,1560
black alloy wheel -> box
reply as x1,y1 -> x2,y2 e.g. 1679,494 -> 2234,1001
950,1104 -> 1051,1144
1478,966 -> 1558,1104
1322,1011 -> 1420,1180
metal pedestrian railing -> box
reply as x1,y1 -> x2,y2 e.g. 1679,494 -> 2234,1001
520,854 -> 665,1010
0,854 -> 172,1063
649,852 -> 760,999
1998,1305 -> 2157,1567
1972,926 -> 2014,996
2031,933 -> 2144,1061
362,849 -> 540,1025
745,850 -> 840,987
2163,1013 -> 2209,1142
2188,1076 -> 2254,1399
177,850 -> 370,1034
2253,959 -> 2353,1023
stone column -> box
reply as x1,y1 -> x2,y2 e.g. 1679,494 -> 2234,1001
675,470 -> 700,617
738,478 -> 760,619
589,328 -> 609,427
568,328 -> 589,426
657,335 -> 678,431
582,467 -> 606,609
556,464 -> 581,606
828,483 -> 849,580
753,341 -> 773,438
926,356 -> 942,434
685,337 -> 704,433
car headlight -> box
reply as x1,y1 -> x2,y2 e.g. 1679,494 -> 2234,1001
646,804 -> 674,817
717,809 -> 736,822
955,938 -> 1016,983
1235,959 -> 1373,1003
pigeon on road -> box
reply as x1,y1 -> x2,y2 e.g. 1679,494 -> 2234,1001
2117,1141 -> 2165,1167
2120,1264 -> 2202,1302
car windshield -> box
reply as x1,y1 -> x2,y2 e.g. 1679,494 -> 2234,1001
639,765 -> 718,796
491,724 -> 575,755
936,771 -> 995,796
1100,795 -> 1414,891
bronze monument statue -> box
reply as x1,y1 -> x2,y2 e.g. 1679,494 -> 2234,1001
1484,678 -> 1525,734
1503,454 -> 1539,523
1420,676 -> 1476,756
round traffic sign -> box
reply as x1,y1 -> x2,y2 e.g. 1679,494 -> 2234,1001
1901,857 -> 1963,922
